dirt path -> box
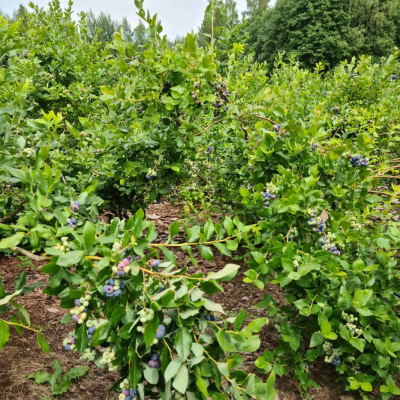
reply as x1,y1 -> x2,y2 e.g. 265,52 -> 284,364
0,201 -> 351,400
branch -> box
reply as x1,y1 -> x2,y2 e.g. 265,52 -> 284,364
11,247 -> 50,262
193,118 -> 224,137
252,115 -> 278,125
0,203 -> 25,224
238,117 -> 248,141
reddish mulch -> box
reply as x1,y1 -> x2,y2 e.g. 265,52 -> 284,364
0,201 -> 353,400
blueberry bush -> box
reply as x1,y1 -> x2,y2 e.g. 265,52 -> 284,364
2,0 -> 400,398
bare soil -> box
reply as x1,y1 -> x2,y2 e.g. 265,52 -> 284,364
0,201 -> 353,400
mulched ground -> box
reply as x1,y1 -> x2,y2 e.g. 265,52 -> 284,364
0,201 -> 353,400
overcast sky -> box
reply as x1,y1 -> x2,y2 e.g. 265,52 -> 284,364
0,0 -> 258,38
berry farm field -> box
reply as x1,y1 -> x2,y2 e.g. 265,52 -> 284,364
2,1 -> 400,400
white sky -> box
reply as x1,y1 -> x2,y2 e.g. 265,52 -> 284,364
0,0 -> 257,38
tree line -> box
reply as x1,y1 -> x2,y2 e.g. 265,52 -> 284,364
3,0 -> 400,69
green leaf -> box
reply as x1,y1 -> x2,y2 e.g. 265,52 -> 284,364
0,319 -> 10,351
175,327 -> 192,361
244,318 -> 268,333
164,356 -> 182,382
83,222 -> 96,249
144,312 -> 159,348
28,371 -> 51,384
130,354 -> 142,388
57,251 -> 85,267
198,245 -> 214,261
217,329 -> 235,351
172,365 -> 189,394
169,221 -> 180,237
0,289 -> 23,306
223,217 -> 234,235
321,320 -> 331,336
144,365 -> 159,384
11,300 -> 30,325
310,331 -> 324,347
350,337 -> 365,352
234,310 -> 246,331
0,232 -> 25,249
52,380 -> 71,395
204,219 -> 215,240
361,382 -> 373,392
195,373 -> 209,398
191,343 -> 203,357
14,271 -> 27,291
64,366 -> 89,381
266,371 -> 277,400
111,305 -> 125,326
76,323 -> 89,353
213,242 -> 231,256
36,332 -> 50,354
205,264 -> 240,282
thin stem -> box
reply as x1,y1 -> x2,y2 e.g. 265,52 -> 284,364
163,338 -> 174,359
1,319 -> 40,333
138,266 -> 205,281
148,234 -> 240,248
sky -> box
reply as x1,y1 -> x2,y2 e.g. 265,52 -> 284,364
0,0 -> 254,38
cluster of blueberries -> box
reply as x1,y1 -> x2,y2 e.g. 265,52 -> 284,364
103,278 -> 126,297
146,171 -> 157,179
191,87 -> 202,107
307,210 -> 325,233
155,324 -> 166,339
262,191 -> 276,208
349,154 -> 369,167
310,143 -> 317,153
114,258 -> 131,277
318,237 -> 340,255
389,74 -> 397,82
119,386 -> 138,400
274,124 -> 290,140
212,82 -> 230,117
87,326 -> 96,340
206,145 -> 214,155
332,106 -> 340,113
63,333 -> 76,351
148,354 -> 161,369
137,104 -> 144,114
66,216 -> 77,227
205,314 -> 218,321
71,200 -> 80,212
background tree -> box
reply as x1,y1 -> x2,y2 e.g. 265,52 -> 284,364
248,0 -> 351,69
132,20 -> 149,46
244,0 -> 270,19
247,0 -> 400,69
87,10 -> 118,45
346,0 -> 399,57
198,0 -> 239,47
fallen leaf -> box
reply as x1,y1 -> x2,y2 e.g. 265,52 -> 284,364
320,210 -> 329,222
147,214 -> 161,220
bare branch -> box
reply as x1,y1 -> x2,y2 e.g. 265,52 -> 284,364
11,247 -> 50,262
